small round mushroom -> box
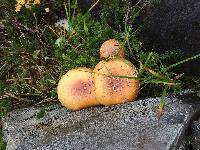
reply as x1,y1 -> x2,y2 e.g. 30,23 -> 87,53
57,67 -> 99,111
100,39 -> 125,59
94,58 -> 139,106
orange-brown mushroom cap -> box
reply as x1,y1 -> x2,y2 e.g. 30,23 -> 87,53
57,67 -> 99,111
94,59 -> 139,106
100,39 -> 125,59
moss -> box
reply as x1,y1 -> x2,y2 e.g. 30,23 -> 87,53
0,131 -> 6,150
0,99 -> 11,118
36,109 -> 46,120
0,98 -> 9,150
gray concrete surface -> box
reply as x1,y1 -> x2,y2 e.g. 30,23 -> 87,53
2,91 -> 200,150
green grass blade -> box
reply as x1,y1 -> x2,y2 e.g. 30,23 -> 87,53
162,53 -> 200,73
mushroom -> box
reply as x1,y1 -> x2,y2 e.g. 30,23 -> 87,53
100,39 -> 125,59
94,58 -> 139,106
57,67 -> 99,111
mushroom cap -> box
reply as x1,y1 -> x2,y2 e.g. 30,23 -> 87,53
100,39 -> 125,59
57,67 -> 99,111
94,59 -> 139,106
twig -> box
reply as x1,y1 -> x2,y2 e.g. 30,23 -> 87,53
135,0 -> 142,6
88,0 -> 100,12
34,98 -> 57,106
2,92 -> 34,102
0,94 -> 9,100
33,12 -> 38,29
6,78 -> 32,82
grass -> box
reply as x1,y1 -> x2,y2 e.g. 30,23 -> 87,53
0,0 -> 200,148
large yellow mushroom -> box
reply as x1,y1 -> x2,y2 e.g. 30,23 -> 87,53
57,67 -> 99,111
94,58 -> 139,106
100,39 -> 125,59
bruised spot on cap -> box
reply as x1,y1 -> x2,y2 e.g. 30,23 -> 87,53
71,80 -> 93,97
57,67 -> 100,111
94,58 -> 140,106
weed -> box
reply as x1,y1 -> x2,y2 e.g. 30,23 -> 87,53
36,109 -> 45,120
